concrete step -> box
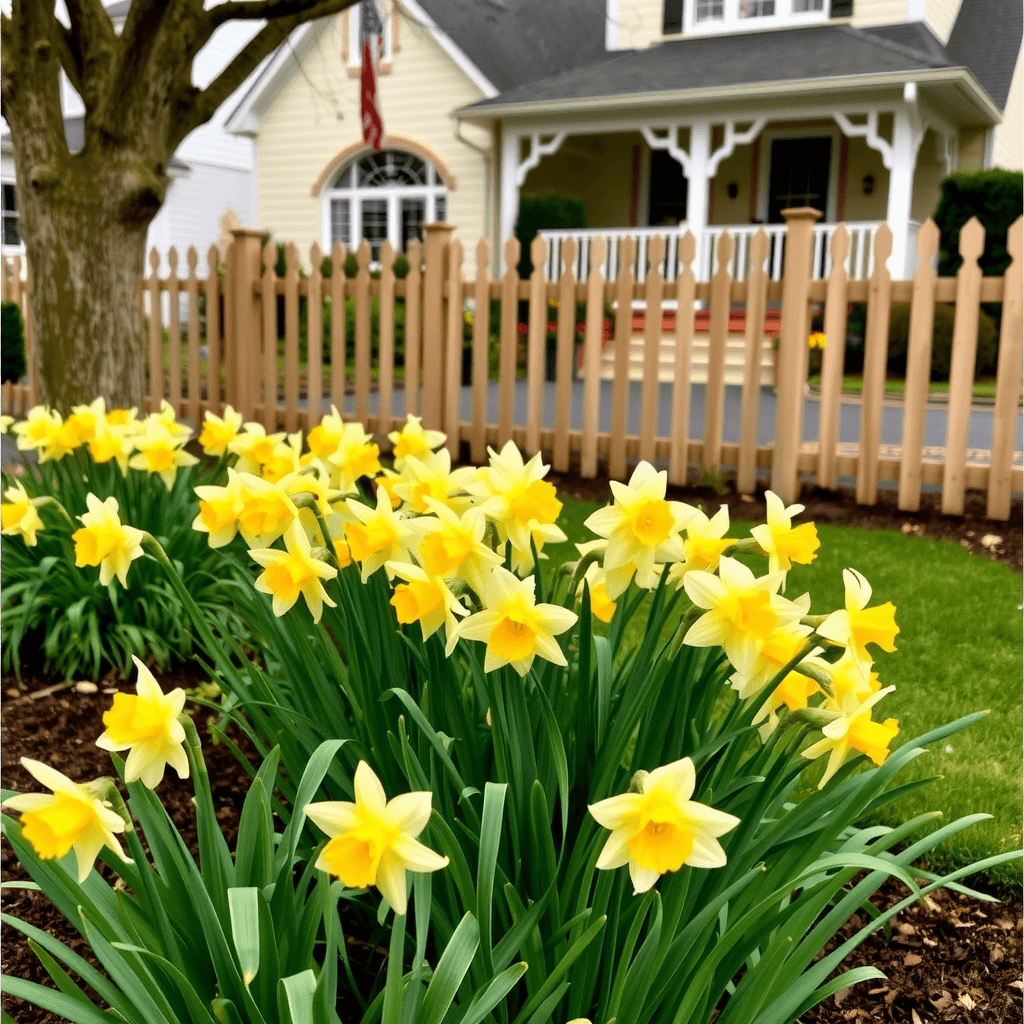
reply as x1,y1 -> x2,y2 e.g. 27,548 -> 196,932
598,333 -> 775,385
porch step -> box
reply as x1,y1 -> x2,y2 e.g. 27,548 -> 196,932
599,333 -> 775,386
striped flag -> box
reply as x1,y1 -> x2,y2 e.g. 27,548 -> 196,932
359,0 -> 385,150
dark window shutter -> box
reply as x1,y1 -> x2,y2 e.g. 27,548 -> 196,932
830,0 -> 852,17
663,0 -> 684,32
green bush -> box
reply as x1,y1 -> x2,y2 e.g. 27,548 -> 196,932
515,193 -> 588,277
1,300 -> 26,383
887,302 -> 999,380
933,169 -> 1023,277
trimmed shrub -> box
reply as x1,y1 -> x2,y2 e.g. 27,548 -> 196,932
933,170 -> 1023,277
886,302 -> 999,380
1,300 -> 26,384
515,193 -> 587,278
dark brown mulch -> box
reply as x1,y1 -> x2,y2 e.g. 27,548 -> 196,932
3,675 -> 1021,1024
547,468 -> 1024,574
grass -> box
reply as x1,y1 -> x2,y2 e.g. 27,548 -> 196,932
554,494 -> 1023,892
806,374 -> 999,400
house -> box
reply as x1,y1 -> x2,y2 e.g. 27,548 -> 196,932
1,1 -> 262,272
225,0 -> 1021,285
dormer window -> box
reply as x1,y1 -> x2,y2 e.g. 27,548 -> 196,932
665,0 -> 831,35
695,0 -> 724,22
740,0 -> 775,16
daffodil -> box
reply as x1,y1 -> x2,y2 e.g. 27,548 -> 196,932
13,406 -> 61,453
0,414 -> 13,433
198,406 -> 243,456
589,758 -> 739,894
151,400 -> 193,440
682,556 -> 804,677
345,487 -> 425,582
306,406 -> 347,461
128,420 -> 198,489
1,480 -> 44,546
802,688 -> 900,788
575,543 -> 618,623
388,413 -> 446,470
192,468 -> 247,548
68,398 -> 107,442
375,469 -> 403,509
250,519 -> 338,622
392,449 -> 475,514
750,491 -> 821,575
727,606 -> 814,700
305,760 -> 449,916
88,420 -> 133,474
39,416 -> 86,462
666,505 -> 733,588
235,474 -> 299,548
387,560 -> 468,643
328,422 -> 381,492
229,422 -> 285,476
815,569 -> 899,666
449,566 -> 576,676
73,494 -> 144,587
95,657 -> 189,788
258,432 -> 303,483
416,500 -> 502,597
585,462 -> 695,598
2,758 -> 129,881
824,648 -> 882,703
105,407 -> 138,429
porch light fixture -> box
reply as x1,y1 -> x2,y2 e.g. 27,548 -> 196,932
861,174 -> 875,196
727,182 -> 739,199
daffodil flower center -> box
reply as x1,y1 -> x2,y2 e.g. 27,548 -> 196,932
345,519 -> 397,561
103,693 -> 171,743
199,423 -> 232,449
420,532 -> 472,576
21,795 -> 98,860
630,500 -> 674,547
343,443 -> 381,479
73,524 -> 124,565
239,494 -> 292,537
1,502 -> 29,528
264,556 -> 316,603
509,480 -> 562,525
200,498 -> 237,532
391,579 -> 444,624
322,822 -> 394,888
394,435 -> 427,460
141,445 -> 176,472
89,435 -> 123,463
847,714 -> 899,764
628,795 -> 693,874
490,616 -> 537,661
307,425 -> 342,457
848,603 -> 899,653
720,590 -> 777,641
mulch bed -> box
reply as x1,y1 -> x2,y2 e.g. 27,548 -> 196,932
2,670 -> 1020,1023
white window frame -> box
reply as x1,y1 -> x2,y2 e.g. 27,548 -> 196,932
682,0 -> 828,35
1,178 -> 23,254
320,151 -> 448,258
347,2 -> 393,68
756,124 -> 842,224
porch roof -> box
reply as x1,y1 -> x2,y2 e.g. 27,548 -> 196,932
457,22 -> 1002,123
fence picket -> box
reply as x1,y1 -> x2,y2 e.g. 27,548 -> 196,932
261,241 -> 278,428
308,242 -> 324,428
166,248 -> 182,414
471,238 -> 491,463
897,220 -> 939,511
498,237 -> 520,447
330,242 -> 347,410
205,245 -> 221,417
283,243 -> 301,431
856,225 -> 893,505
377,241 -> 395,436
987,216 -> 1023,520
609,236 -> 636,480
186,246 -> 201,426
23,263 -> 36,407
147,249 -> 162,411
817,226 -> 850,490
638,235 -> 665,466
581,236 -> 607,478
354,240 -> 372,426
704,232 -> 734,470
941,218 -> 985,515
669,232 -> 697,486
737,229 -> 770,493
526,235 -> 548,455
444,239 -> 465,454
554,236 -> 577,471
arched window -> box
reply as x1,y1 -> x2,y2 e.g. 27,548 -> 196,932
325,149 -> 447,260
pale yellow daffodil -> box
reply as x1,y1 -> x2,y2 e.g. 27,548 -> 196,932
387,560 -> 468,644
198,406 -> 243,456
666,505 -> 733,588
306,405 -> 347,461
128,421 -> 198,489
344,487 -> 424,582
750,491 -> 821,575
388,413 -> 446,470
235,474 -> 299,548
13,406 -> 61,453
327,422 -> 381,493
415,500 -> 502,598
229,422 -> 285,476
73,494 -> 144,587
392,449 -> 475,515
815,569 -> 899,666
250,518 -> 338,622
1,480 -> 44,546
193,468 -> 247,548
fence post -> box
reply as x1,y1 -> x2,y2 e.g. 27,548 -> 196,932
228,227 -> 265,420
770,206 -> 821,502
422,222 -> 454,431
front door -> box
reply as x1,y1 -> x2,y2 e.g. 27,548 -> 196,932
767,137 -> 831,223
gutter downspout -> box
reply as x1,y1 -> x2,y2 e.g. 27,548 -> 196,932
455,118 -> 496,267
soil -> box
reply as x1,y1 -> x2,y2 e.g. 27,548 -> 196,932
2,672 -> 1021,1024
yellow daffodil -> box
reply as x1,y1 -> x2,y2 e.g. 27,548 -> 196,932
345,487 -> 425,582
416,501 -> 502,598
73,494 -> 144,587
2,758 -> 129,881
749,491 -> 821,575
1,480 -> 44,546
825,648 -> 883,703
306,406 -> 347,461
128,421 -> 198,489
682,556 -> 804,677
13,406 -> 61,453
198,406 -> 243,456
229,422 -> 285,476
95,657 -> 188,789
38,415 -> 86,462
305,760 -> 448,916
449,566 -> 577,676
585,462 -> 695,598
388,413 -> 446,470
68,398 -> 107,442
260,434 -> 303,483
802,688 -> 900,789
589,757 -> 739,894
235,474 -> 299,548
193,468 -> 247,548
727,604 -> 814,700
150,400 -> 193,440
666,505 -> 733,588
88,420 -> 133,474
250,519 -> 338,622
387,560 -> 468,643
328,422 -> 381,493
392,449 -> 475,515
105,407 -> 138,429
283,465 -> 344,516
0,414 -> 13,433
375,468 -> 403,509
815,569 -> 899,666
574,543 -> 618,623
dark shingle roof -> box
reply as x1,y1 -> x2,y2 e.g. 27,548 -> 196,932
946,0 -> 1022,109
417,0 -> 608,92
466,22 -> 961,109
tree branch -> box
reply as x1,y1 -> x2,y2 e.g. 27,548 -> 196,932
207,0 -> 355,28
51,21 -> 85,99
61,0 -> 115,110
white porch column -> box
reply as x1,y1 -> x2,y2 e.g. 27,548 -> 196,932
499,128 -> 520,261
686,121 -> 711,277
886,101 -> 919,277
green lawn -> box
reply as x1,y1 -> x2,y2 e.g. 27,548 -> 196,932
554,494 -> 1023,892
806,374 -> 999,400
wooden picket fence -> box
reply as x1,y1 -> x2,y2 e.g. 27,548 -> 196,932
2,210 -> 1022,519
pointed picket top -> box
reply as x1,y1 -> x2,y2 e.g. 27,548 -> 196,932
588,235 -> 607,277
916,218 -> 939,263
503,237 -> 520,277
749,227 -> 770,276
186,246 -> 198,275
1007,215 -> 1022,267
407,238 -> 422,270
647,234 -> 666,278
559,236 -> 577,279
872,223 -> 893,268
530,235 -> 546,278
958,216 -> 985,266
148,248 -> 160,272
828,224 -> 850,268
618,235 -> 637,280
378,240 -> 394,274
476,236 -> 492,277
167,247 -> 179,273
262,240 -> 276,274
714,230 -> 734,275
678,230 -> 696,270
285,241 -> 300,276
206,245 -> 220,276
450,237 -> 465,273
356,239 -> 371,272
310,241 -> 324,277
330,241 -> 345,269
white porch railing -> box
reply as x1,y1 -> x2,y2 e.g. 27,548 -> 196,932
539,222 -> 894,283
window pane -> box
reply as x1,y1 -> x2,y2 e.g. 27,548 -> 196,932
663,0 -> 683,32
793,0 -> 824,8
361,198 -> 388,260
401,198 -> 425,251
435,196 -> 447,222
357,150 -> 428,187
333,166 -> 353,189
695,0 -> 723,20
3,215 -> 20,246
2,184 -> 16,214
740,0 -> 774,15
330,198 -> 350,247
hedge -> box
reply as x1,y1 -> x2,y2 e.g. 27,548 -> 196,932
1,300 -> 26,384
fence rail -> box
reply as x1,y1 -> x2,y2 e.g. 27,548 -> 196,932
3,211 -> 1022,519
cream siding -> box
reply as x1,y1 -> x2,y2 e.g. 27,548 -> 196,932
709,143 -> 755,226
613,0 -> 665,50
993,50 -> 1023,170
850,0 -> 907,27
922,0 -> 959,42
254,10 -> 489,262
957,126 -> 988,171
910,129 -> 945,221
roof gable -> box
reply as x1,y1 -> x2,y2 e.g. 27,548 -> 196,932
945,0 -> 1022,109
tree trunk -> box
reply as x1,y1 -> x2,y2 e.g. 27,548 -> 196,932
19,163 -> 155,412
